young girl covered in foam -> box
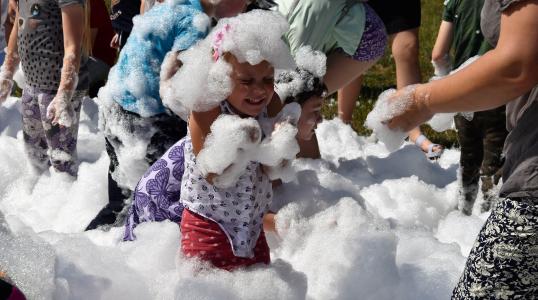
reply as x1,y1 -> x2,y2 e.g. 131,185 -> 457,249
124,10 -> 304,270
0,0 -> 91,177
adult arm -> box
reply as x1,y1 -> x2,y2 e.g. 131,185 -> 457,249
388,0 -> 538,131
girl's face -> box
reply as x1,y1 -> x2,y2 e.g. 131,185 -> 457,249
226,55 -> 275,117
214,0 -> 249,19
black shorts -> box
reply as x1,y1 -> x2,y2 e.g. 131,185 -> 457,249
368,0 -> 421,35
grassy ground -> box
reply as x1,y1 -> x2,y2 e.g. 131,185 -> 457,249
321,0 -> 459,148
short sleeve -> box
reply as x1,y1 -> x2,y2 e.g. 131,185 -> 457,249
500,0 -> 528,10
333,3 -> 365,56
58,0 -> 85,9
442,0 -> 456,22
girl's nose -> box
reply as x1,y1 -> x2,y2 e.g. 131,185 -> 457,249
251,82 -> 267,97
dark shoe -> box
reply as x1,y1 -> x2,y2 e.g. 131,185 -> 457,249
85,203 -> 122,231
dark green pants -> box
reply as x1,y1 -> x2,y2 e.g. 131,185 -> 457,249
455,106 -> 508,212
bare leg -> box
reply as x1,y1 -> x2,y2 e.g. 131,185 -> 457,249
338,75 -> 363,124
391,28 -> 421,89
263,213 -> 276,233
324,52 -> 377,94
391,28 -> 442,155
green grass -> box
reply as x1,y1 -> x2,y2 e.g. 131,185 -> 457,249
321,0 -> 459,148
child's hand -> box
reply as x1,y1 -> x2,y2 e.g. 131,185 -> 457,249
197,115 -> 262,187
160,50 -> 182,83
0,78 -> 14,103
274,102 -> 301,128
238,120 -> 262,146
110,33 -> 120,50
297,95 -> 323,140
47,91 -> 75,127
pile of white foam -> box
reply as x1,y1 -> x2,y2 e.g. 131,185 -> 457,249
0,95 -> 492,299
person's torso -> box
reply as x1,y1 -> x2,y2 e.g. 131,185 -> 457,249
277,0 -> 366,56
90,0 -> 116,66
180,101 -> 273,258
17,0 -> 88,91
103,0 -> 208,117
110,0 -> 141,33
446,0 -> 492,68
481,0 -> 538,197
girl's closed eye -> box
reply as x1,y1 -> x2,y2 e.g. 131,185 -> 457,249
263,77 -> 274,84
239,78 -> 253,85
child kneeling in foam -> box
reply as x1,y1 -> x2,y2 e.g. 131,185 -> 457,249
125,10 -> 305,270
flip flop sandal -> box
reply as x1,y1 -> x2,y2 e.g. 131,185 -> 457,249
414,134 -> 443,160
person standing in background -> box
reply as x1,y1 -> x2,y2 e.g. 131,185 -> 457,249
88,0 -> 116,97
110,0 -> 141,51
431,0 -> 507,215
386,0 -> 538,296
0,0 -> 90,177
338,0 -> 444,159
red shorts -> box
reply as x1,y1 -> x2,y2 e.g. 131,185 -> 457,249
180,209 -> 270,271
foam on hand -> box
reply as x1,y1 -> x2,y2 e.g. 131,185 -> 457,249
197,111 -> 301,187
365,87 -> 415,152
426,55 -> 481,131
197,114 -> 262,187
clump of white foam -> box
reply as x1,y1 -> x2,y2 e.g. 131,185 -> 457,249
197,106 -> 301,187
365,86 -> 416,151
197,114 -> 262,185
162,10 -> 295,116
0,227 -> 57,299
427,113 -> 456,132
426,56 -> 481,131
13,63 -> 26,90
275,46 -> 327,102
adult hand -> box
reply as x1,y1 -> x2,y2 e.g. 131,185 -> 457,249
297,95 -> 323,140
46,91 -> 75,127
110,33 -> 120,50
386,84 -> 434,132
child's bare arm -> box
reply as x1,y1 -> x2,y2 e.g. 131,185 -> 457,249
190,108 -> 221,183
189,108 -> 221,156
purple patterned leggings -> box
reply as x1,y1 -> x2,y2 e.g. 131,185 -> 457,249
20,86 -> 84,176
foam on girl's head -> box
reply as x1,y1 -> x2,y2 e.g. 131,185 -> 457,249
161,10 -> 295,117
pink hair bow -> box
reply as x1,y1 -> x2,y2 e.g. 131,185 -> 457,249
212,24 -> 231,61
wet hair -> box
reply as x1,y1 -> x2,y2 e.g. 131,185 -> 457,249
246,0 -> 276,11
